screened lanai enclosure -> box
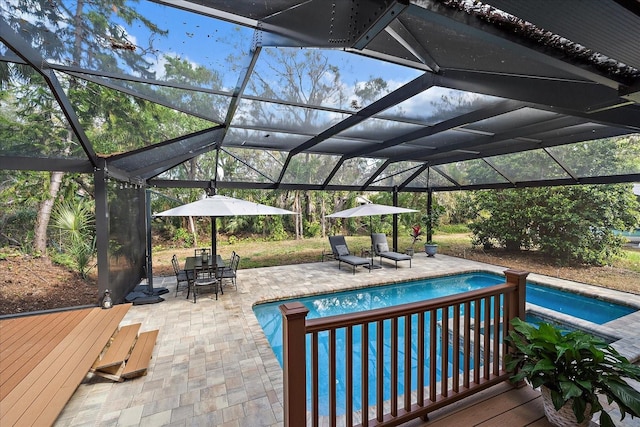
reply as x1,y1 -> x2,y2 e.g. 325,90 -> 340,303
1,0 -> 639,303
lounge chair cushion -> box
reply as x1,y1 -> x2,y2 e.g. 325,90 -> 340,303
376,242 -> 389,253
335,244 -> 349,257
380,252 -> 411,261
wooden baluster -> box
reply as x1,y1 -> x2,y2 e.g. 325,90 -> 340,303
463,301 -> 471,389
493,295 -> 501,376
330,329 -> 337,427
484,296 -> 491,380
417,312 -> 425,405
391,317 -> 398,417
362,323 -> 369,427
346,326 -> 353,426
452,304 -> 460,393
473,299 -> 481,385
404,314 -> 412,412
441,306 -> 449,397
376,320 -> 384,422
429,309 -> 436,401
312,332 -> 319,427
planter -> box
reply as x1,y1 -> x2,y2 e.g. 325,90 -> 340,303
540,386 -> 593,427
405,248 -> 414,257
424,243 -> 438,257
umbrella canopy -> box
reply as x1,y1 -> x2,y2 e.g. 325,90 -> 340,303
155,195 -> 296,217
326,203 -> 418,218
155,195 -> 297,256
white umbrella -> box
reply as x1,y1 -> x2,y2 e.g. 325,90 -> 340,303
155,195 -> 297,256
326,203 -> 418,219
327,203 -> 419,267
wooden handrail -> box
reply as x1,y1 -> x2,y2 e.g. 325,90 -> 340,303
281,269 -> 528,427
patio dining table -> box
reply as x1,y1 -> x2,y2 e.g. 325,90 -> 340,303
184,255 -> 226,272
184,255 -> 227,301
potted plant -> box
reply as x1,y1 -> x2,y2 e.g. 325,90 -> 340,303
407,224 -> 423,257
505,318 -> 640,427
422,205 -> 443,257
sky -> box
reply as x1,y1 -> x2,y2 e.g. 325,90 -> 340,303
2,0 -> 490,121
111,1 -> 423,98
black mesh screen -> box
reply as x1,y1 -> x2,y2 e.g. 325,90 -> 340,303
107,183 -> 146,303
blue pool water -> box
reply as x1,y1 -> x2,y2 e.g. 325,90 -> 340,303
253,272 -> 635,415
526,283 -> 633,324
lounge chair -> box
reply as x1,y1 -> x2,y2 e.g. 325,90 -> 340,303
371,233 -> 412,269
328,235 -> 372,274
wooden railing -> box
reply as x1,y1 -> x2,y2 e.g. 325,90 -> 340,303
280,269 -> 528,427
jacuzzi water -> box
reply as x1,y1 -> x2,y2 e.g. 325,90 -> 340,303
526,283 -> 633,324
253,272 -> 635,415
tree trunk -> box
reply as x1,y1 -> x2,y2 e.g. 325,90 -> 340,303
321,195 -> 326,238
189,216 -> 197,247
294,191 -> 302,240
34,171 -> 64,254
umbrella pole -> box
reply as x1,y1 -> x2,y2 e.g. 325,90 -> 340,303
211,216 -> 217,260
370,216 -> 374,264
368,215 -> 381,269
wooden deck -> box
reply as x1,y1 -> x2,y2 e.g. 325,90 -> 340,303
403,382 -> 556,427
0,304 -> 131,427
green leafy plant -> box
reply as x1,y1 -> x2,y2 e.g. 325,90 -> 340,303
51,200 -> 96,279
173,227 -> 194,247
421,204 -> 444,244
505,318 -> 640,427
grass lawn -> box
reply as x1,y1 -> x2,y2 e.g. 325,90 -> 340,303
152,232 -> 640,295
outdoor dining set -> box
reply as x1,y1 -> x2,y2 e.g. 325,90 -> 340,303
171,249 -> 240,302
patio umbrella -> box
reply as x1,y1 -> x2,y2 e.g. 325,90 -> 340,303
155,195 -> 297,257
327,202 -> 418,266
327,203 -> 418,222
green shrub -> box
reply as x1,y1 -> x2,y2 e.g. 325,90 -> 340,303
303,220 -> 321,238
0,208 -> 37,252
267,219 -> 288,241
173,227 -> 194,247
470,185 -> 639,265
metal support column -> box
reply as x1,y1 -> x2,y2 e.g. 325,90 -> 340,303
94,160 -> 110,304
145,188 -> 154,291
393,187 -> 399,252
426,190 -> 433,242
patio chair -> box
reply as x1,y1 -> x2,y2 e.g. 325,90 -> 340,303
172,254 -> 193,297
195,248 -> 211,262
188,260 -> 220,302
328,235 -> 372,274
371,233 -> 412,269
219,252 -> 239,290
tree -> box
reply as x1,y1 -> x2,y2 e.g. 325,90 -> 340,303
237,48 -> 393,238
2,0 -> 167,254
470,189 -> 535,251
470,184 -> 639,265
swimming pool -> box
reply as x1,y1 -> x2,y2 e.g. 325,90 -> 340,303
253,272 -> 636,414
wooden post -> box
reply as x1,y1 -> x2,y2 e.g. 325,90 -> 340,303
504,269 -> 528,323
279,302 -> 309,427
504,269 -> 529,383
